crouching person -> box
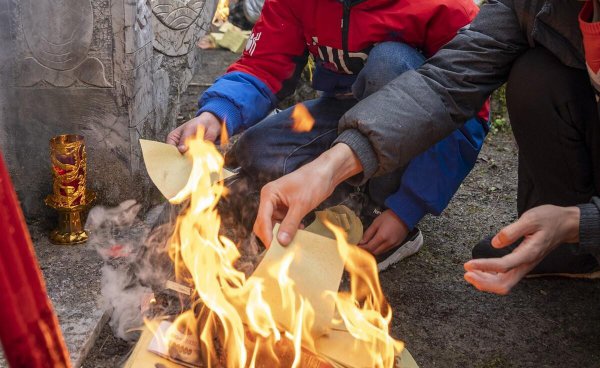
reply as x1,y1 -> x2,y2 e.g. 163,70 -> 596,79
253,0 -> 600,294
167,0 -> 489,270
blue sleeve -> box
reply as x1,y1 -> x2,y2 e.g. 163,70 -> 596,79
384,117 -> 488,230
197,71 -> 277,136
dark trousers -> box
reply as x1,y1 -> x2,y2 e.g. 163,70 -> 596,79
508,47 -> 600,215
503,47 -> 600,271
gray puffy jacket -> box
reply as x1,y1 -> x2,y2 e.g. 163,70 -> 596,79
334,0 -> 600,254
335,0 -> 586,180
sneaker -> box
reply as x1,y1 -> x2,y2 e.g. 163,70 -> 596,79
473,237 -> 600,279
375,228 -> 423,272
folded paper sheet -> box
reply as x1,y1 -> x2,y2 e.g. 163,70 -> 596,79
252,206 -> 418,368
250,223 -> 346,338
140,139 -> 233,201
124,325 -> 187,368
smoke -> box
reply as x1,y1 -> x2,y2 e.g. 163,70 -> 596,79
86,200 -> 177,341
85,174 -> 266,342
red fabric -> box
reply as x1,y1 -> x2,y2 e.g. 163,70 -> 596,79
580,1 -> 600,90
0,152 -> 71,368
229,0 -> 489,119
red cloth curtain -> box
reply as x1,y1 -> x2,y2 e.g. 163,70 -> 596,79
0,152 -> 70,367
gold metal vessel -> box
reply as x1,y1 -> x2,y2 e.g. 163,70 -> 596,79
45,134 -> 95,245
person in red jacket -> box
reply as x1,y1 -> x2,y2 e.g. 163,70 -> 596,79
168,0 -> 489,270
252,0 -> 600,294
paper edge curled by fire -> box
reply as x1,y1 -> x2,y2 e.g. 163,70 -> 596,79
249,206 -> 418,368
139,139 -> 234,202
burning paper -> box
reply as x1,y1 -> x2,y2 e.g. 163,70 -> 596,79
139,139 -> 233,202
133,131 -> 417,368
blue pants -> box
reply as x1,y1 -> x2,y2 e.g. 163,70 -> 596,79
235,42 -> 488,229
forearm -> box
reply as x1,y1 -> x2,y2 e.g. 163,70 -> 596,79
337,0 -> 528,180
319,143 -> 363,188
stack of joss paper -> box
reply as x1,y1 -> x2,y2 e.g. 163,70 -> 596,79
130,140 -> 418,368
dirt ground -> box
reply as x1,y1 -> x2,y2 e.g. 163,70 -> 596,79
83,129 -> 600,367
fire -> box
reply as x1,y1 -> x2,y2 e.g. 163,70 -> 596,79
220,119 -> 229,146
156,127 -> 403,367
213,0 -> 230,24
291,103 -> 315,133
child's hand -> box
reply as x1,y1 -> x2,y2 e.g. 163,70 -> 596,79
166,112 -> 221,153
359,209 -> 409,255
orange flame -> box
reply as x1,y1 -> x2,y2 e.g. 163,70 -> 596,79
291,103 -> 315,133
156,129 -> 403,367
213,0 -> 229,23
220,120 -> 229,146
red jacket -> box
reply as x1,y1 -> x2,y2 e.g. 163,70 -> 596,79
198,0 -> 488,134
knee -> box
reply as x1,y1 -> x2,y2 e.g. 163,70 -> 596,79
366,42 -> 425,74
236,129 -> 270,173
354,42 -> 425,99
506,48 -> 586,119
234,125 -> 284,181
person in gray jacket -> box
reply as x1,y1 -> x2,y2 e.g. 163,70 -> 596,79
253,0 -> 600,295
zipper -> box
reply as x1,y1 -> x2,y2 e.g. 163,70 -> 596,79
340,0 -> 369,68
341,1 -> 351,62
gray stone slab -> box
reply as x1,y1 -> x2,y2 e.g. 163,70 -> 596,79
0,0 -> 218,220
180,49 -> 240,120
0,224 -> 107,368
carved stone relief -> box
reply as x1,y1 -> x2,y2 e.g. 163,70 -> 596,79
17,0 -> 111,88
151,0 -> 214,56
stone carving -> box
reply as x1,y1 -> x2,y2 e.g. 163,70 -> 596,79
19,0 -> 111,87
0,0 -> 217,221
151,0 -> 213,56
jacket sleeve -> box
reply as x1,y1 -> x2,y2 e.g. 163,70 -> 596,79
198,0 -> 308,136
334,0 -> 528,183
385,117 -> 487,230
578,197 -> 600,259
579,0 -> 600,95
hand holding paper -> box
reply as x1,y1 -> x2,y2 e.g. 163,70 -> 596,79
140,139 -> 233,202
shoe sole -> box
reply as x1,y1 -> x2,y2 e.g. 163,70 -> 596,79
377,230 -> 424,272
526,270 -> 600,280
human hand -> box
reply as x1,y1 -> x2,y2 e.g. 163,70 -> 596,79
166,112 -> 221,152
464,205 -> 580,295
359,209 -> 409,255
254,143 -> 363,247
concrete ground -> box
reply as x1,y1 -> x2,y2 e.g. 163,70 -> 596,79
0,224 -> 107,368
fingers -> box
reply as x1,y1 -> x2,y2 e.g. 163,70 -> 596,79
464,266 -> 531,295
166,126 -> 183,147
464,241 -> 541,274
178,124 -> 203,152
204,121 -> 221,143
254,199 -> 274,248
492,216 -> 535,248
464,270 -> 512,295
361,234 -> 386,254
277,205 -> 305,246
360,221 -> 379,245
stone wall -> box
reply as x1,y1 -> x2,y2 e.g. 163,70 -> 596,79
0,0 -> 217,219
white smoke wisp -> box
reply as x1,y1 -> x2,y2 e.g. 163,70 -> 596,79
85,189 -> 267,341
86,200 -> 175,341
99,265 -> 152,340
